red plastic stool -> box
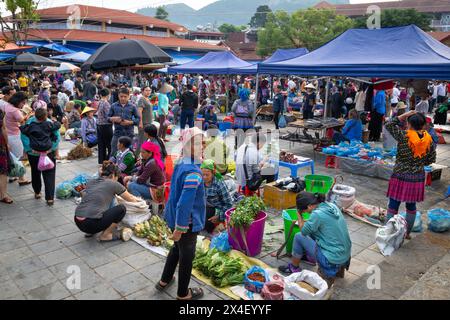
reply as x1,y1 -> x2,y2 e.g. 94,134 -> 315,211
425,172 -> 432,186
325,155 -> 338,169
238,186 -> 261,197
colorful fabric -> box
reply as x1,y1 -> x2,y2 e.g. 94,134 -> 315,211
141,141 -> 164,171
405,130 -> 432,159
387,172 -> 425,203
385,117 -> 436,174
204,177 -> 233,221
200,159 -> 222,181
111,149 -> 135,175
164,158 -> 206,233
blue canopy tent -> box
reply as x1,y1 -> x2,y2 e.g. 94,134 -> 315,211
0,53 -> 16,62
25,41 -> 76,54
52,52 -> 91,63
262,48 -> 310,64
168,51 -> 254,75
258,25 -> 450,80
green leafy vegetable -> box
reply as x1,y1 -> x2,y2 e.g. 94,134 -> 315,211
229,196 -> 266,228
193,248 -> 245,288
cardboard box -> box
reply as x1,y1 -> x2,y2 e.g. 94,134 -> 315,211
263,181 -> 298,210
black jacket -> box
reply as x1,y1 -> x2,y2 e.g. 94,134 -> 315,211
20,120 -> 61,152
180,91 -> 199,111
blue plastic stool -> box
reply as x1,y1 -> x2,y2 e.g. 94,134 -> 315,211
446,186 -> 450,198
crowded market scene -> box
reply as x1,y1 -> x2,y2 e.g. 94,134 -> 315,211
0,0 -> 450,304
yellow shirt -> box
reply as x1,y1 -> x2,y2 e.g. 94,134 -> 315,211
18,76 -> 28,88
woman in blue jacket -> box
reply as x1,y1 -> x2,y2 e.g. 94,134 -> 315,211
279,192 -> 352,287
333,109 -> 363,143
156,127 -> 206,300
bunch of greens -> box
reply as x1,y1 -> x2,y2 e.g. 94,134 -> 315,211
229,196 -> 266,228
193,248 -> 245,288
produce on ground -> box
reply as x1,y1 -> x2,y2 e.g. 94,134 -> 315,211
297,281 -> 319,294
229,196 -> 266,228
193,248 -> 245,288
133,215 -> 174,249
67,143 -> 93,160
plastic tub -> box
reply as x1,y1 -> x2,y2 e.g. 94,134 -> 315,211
225,208 -> 267,257
304,175 -> 334,194
282,209 -> 310,254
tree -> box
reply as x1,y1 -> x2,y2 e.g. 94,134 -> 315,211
353,8 -> 432,31
218,23 -> 247,39
154,6 -> 169,21
0,0 -> 39,45
257,8 -> 354,57
250,5 -> 271,29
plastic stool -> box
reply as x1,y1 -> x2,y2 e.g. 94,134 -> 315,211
325,155 -> 338,169
446,186 -> 450,198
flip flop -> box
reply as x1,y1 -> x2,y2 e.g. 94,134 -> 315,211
97,230 -> 121,242
8,178 -> 18,183
34,193 -> 42,199
155,276 -> 175,292
18,180 -> 31,186
1,197 -> 13,204
177,288 -> 204,300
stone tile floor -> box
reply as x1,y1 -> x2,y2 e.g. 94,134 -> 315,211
0,121 -> 449,300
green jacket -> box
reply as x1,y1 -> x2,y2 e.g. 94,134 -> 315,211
301,202 -> 352,265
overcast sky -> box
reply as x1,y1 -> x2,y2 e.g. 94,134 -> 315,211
31,0 -> 400,12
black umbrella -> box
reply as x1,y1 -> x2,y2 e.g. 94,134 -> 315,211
14,52 -> 60,66
82,38 -> 172,71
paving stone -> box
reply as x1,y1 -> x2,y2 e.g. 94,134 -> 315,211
74,283 -> 122,300
350,231 -> 376,247
14,268 -> 56,292
81,250 -> 119,268
29,238 -> 65,256
354,248 -> 385,266
110,271 -> 149,296
348,258 -> 372,277
95,260 -> 134,281
106,240 -> 145,258
21,230 -> 54,245
25,281 -> 71,300
0,280 -> 22,299
39,248 -> 78,267
123,251 -> 161,269
49,223 -> 79,238
6,256 -> 47,277
0,246 -> 35,267
40,216 -> 72,229
0,228 -> 18,241
138,261 -> 165,282
351,243 -> 365,257
57,232 -> 85,247
0,237 -> 27,254
125,286 -> 173,300
69,239 -> 106,257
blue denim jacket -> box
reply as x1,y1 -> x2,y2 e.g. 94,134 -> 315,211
107,101 -> 140,137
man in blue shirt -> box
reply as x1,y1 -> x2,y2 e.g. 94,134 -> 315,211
157,127 -> 206,300
108,87 -> 140,156
272,85 -> 284,130
369,89 -> 386,141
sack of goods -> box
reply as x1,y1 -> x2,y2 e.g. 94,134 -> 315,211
285,270 -> 329,300
375,215 -> 407,256
330,184 -> 356,209
116,195 -> 151,227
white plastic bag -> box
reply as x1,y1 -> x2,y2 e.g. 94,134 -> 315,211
116,195 -> 151,227
375,215 -> 407,256
330,184 -> 356,209
284,270 -> 328,300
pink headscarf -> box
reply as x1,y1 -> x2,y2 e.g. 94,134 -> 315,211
141,141 -> 164,171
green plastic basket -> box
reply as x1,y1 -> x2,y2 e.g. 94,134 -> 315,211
304,174 -> 334,194
282,209 -> 311,254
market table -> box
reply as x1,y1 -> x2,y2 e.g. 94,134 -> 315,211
281,118 -> 345,158
270,157 -> 315,178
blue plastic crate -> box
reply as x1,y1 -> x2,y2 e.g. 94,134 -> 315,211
218,122 -> 232,131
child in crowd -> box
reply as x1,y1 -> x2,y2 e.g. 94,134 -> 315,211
20,108 -> 60,153
110,136 -> 136,177
143,124 -> 167,161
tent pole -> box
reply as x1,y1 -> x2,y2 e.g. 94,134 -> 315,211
324,77 -> 330,119
226,75 -> 229,113
255,73 -> 259,107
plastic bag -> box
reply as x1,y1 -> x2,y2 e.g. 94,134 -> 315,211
209,232 -> 231,253
38,153 -> 55,171
400,211 -> 423,233
56,181 -> 74,199
427,208 -> 450,233
243,266 -> 269,294
285,270 -> 329,300
7,152 -> 25,177
71,173 -> 92,197
278,115 -> 287,128
376,215 -> 407,256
